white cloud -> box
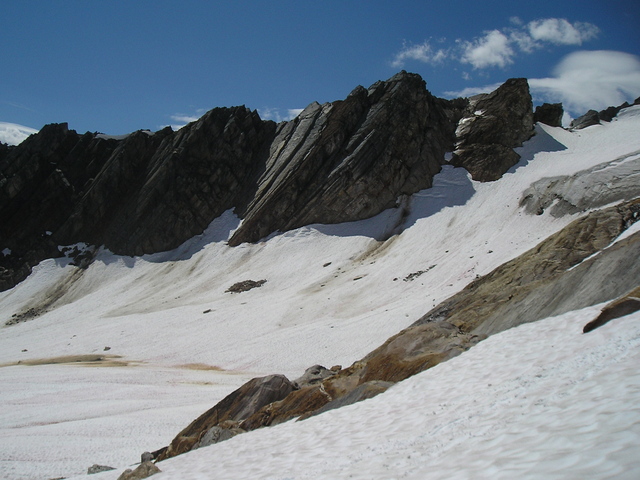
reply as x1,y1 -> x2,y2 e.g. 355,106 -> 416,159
461,30 -> 514,69
391,41 -> 449,68
529,50 -> 640,115
392,17 -> 600,73
528,18 -> 599,46
0,122 -> 38,145
258,107 -> 303,123
170,114 -> 200,124
444,82 -> 503,98
287,108 -> 304,119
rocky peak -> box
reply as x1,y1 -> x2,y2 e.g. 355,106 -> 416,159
0,72 -> 537,290
228,71 -> 462,245
450,77 -> 534,181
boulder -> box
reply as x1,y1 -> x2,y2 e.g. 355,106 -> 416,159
533,103 -> 563,127
117,462 -> 160,480
88,464 -> 116,474
451,78 -> 534,181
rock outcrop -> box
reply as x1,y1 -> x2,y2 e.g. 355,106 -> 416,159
117,462 -> 160,480
227,71 -> 464,245
157,374 -> 295,461
520,153 -> 640,217
154,198 -> 640,461
1,72 -> 538,292
570,96 -> 640,130
533,102 -> 564,127
450,78 -> 534,181
583,286 -> 640,333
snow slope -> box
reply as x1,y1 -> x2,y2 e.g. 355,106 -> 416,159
1,106 -> 639,479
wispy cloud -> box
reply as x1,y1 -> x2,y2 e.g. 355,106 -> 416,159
258,107 -> 303,123
527,18 -> 599,46
167,109 -> 207,130
0,122 -> 38,145
391,17 -> 600,71
391,41 -> 449,68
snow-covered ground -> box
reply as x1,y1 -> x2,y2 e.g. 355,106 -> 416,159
1,106 -> 639,479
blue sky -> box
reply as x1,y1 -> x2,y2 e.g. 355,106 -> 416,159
1,0 -> 639,142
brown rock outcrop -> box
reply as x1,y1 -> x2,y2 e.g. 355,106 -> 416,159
157,374 -> 294,461
583,286 -> 640,333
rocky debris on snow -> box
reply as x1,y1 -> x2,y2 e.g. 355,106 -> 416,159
450,78 -> 534,181
117,461 -> 160,480
157,374 -> 295,460
583,286 -> 640,333
403,265 -> 436,282
533,103 -> 564,127
88,464 -> 115,474
225,279 -> 267,293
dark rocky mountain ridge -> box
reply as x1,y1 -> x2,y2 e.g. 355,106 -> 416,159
0,71 -> 535,291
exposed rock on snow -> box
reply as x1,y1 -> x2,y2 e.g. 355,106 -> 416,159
533,102 -> 564,127
451,78 -> 534,181
225,279 -> 267,293
87,464 -> 115,474
158,374 -> 295,460
227,71 -> 464,245
583,286 -> 640,333
116,461 -> 160,480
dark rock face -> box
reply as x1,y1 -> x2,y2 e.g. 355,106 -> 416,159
451,78 -> 534,181
1,73 -> 536,291
534,103 -> 563,127
228,71 -> 464,245
570,109 -> 600,130
56,107 -> 276,255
